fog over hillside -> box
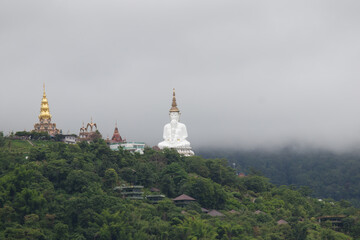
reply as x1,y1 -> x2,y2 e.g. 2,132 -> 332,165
197,145 -> 360,206
1,1 -> 360,151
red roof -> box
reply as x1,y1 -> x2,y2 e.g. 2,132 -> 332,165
111,127 -> 124,143
173,194 -> 196,201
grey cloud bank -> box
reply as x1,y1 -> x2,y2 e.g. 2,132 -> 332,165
1,0 -> 360,151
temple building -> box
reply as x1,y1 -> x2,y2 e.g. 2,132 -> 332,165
158,89 -> 194,156
108,123 -> 145,154
33,84 -> 60,136
79,118 -> 101,141
110,122 -> 126,143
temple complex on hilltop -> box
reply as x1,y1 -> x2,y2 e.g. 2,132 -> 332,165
158,89 -> 194,156
34,84 -> 60,136
79,118 -> 100,141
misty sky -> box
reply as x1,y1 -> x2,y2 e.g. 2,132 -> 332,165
1,0 -> 360,151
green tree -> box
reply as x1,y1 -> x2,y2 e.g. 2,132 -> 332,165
54,222 -> 69,240
181,176 -> 227,209
14,189 -> 46,217
104,168 -> 118,189
29,147 -> 46,161
184,156 -> 210,178
0,131 -> 5,147
160,163 -> 188,197
242,175 -> 272,193
65,170 -> 100,193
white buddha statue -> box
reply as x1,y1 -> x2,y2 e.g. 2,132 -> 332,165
158,89 -> 194,156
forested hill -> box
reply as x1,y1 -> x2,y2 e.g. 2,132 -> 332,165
1,138 -> 360,239
198,147 -> 360,207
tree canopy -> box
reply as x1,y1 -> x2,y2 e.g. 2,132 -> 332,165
0,139 -> 360,239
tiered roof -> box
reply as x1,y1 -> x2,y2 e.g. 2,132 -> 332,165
169,88 -> 180,112
39,84 -> 52,121
111,122 -> 123,143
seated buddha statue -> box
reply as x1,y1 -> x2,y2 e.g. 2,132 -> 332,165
158,89 -> 194,156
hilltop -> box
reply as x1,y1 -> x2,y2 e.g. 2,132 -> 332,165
0,138 -> 360,239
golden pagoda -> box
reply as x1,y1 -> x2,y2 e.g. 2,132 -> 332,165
33,84 -> 60,136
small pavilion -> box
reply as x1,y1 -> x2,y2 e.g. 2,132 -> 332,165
172,194 -> 196,207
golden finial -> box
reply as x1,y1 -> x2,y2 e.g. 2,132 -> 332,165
170,88 -> 180,112
39,83 -> 51,120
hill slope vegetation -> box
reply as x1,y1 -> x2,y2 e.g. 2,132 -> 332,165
199,148 -> 360,207
1,140 -> 360,239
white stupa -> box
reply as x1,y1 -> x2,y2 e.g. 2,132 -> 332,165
158,89 -> 195,156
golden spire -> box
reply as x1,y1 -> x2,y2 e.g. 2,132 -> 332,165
38,83 -> 52,121
170,88 -> 180,112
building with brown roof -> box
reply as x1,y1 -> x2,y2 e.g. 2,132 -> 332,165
172,194 -> 196,207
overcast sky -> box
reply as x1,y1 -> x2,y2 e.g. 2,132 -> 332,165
1,0 -> 360,151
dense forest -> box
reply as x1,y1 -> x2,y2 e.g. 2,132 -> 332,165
198,147 -> 360,207
1,136 -> 360,239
